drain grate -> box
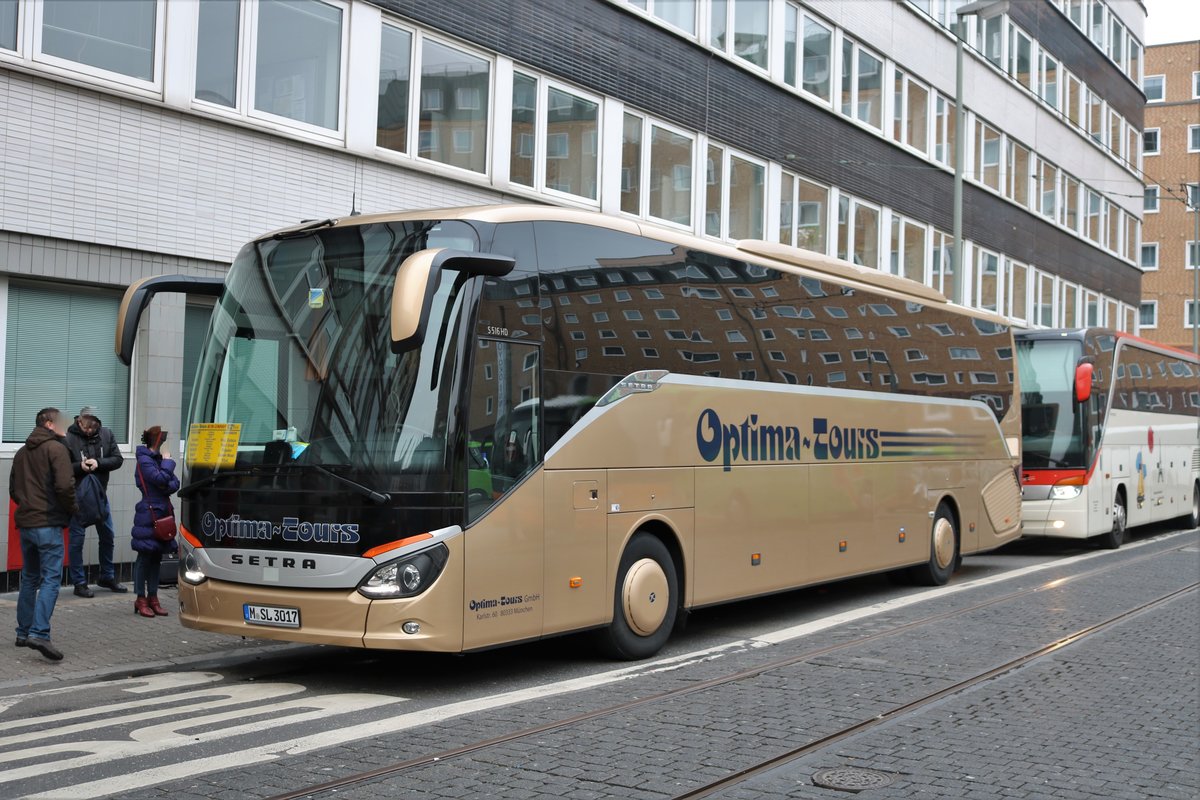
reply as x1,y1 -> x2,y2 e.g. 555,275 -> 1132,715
811,766 -> 895,793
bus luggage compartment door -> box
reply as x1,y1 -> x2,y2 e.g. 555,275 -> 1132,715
543,470 -> 609,635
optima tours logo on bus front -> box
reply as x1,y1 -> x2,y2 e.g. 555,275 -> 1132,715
695,408 -> 881,471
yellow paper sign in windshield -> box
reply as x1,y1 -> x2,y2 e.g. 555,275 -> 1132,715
186,423 -> 242,468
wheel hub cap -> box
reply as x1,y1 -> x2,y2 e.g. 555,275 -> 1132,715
622,558 -> 669,636
932,517 -> 955,569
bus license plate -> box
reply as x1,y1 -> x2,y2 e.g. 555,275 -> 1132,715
243,604 -> 300,628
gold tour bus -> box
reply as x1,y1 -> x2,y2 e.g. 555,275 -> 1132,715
116,205 -> 1023,659
1016,328 -> 1200,549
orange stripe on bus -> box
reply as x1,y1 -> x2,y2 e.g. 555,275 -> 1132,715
180,524 -> 203,549
363,533 -> 433,559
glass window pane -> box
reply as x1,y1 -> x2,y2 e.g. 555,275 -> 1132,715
255,0 -> 342,130
857,50 -> 882,128
802,16 -> 831,101
649,126 -> 692,226
783,5 -> 797,87
728,155 -> 764,240
796,177 -> 827,254
779,171 -> 794,245
1010,262 -> 1027,320
5,284 -> 130,443
710,0 -> 727,49
903,220 -> 924,283
732,0 -> 768,69
509,73 -> 536,186
1,0 -> 18,51
377,24 -> 412,153
42,0 -> 156,80
906,79 -> 928,153
196,0 -> 239,106
621,113 -> 642,214
181,304 -> 212,418
657,0 -> 696,35
852,202 -> 879,268
840,39 -> 853,116
545,87 -> 598,200
706,145 -> 723,237
419,39 -> 489,173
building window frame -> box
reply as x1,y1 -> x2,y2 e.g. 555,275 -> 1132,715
28,0 -> 165,94
1140,242 -> 1158,270
1143,74 -> 1164,103
1142,128 -> 1160,156
1138,300 -> 1156,330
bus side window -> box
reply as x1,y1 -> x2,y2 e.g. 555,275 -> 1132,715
465,338 -> 542,522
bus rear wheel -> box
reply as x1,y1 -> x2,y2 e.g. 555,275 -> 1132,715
598,533 -> 678,660
1185,481 -> 1199,530
1097,493 -> 1126,550
909,503 -> 957,586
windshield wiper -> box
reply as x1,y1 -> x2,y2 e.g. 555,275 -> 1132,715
178,467 -> 278,498
307,463 -> 391,505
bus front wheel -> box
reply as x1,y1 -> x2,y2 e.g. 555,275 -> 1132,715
909,503 -> 957,586
1185,481 -> 1199,530
598,533 -> 678,660
1097,493 -> 1126,550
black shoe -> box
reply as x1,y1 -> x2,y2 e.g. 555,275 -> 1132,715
97,577 -> 128,593
27,637 -> 63,661
73,584 -> 94,598
14,637 -> 27,648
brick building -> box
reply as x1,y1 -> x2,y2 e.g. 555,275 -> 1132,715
0,0 -> 1147,585
1139,40 -> 1200,352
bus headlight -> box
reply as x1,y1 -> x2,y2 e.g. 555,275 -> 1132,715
1050,485 -> 1083,499
358,543 -> 449,599
181,548 -> 207,585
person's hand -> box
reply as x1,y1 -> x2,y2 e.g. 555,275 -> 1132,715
160,447 -> 171,461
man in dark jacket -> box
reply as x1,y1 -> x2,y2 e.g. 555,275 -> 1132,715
10,407 -> 76,661
63,406 -> 126,596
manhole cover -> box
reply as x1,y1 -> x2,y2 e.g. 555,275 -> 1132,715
812,766 -> 895,792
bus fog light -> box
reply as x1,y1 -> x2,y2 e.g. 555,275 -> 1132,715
403,621 -> 420,635
1052,520 -> 1066,529
358,543 -> 449,599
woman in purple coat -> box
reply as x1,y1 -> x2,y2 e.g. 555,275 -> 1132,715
131,426 -> 179,618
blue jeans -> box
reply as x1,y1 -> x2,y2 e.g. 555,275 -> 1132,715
68,503 -> 116,586
133,550 -> 162,597
16,527 -> 65,640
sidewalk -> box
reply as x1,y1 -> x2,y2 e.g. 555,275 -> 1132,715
0,582 -> 301,691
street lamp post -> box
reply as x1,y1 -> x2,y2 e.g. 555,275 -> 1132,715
951,0 -> 1008,307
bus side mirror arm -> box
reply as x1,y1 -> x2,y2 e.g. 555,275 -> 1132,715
390,249 -> 515,353
115,275 -> 225,366
1074,361 -> 1094,404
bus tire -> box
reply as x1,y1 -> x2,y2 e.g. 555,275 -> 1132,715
1097,492 -> 1126,550
598,533 -> 678,660
909,503 -> 957,586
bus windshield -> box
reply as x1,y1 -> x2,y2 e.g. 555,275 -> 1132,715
1016,337 -> 1086,469
187,219 -> 480,494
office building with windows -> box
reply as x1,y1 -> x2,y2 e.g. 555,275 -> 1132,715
1138,40 -> 1200,351
0,0 -> 1146,583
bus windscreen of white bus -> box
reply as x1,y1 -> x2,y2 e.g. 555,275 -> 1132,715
1016,338 -> 1086,469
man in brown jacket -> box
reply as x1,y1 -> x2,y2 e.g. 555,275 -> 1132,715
9,407 -> 76,661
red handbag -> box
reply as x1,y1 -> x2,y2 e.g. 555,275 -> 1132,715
135,459 -> 177,543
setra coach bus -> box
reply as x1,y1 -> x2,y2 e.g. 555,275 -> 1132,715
1016,328 -> 1200,548
116,205 -> 1022,658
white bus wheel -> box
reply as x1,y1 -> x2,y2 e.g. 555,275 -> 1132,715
909,502 -> 958,586
597,533 -> 678,660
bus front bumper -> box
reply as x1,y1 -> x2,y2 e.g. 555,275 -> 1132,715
177,577 -> 465,651
1020,499 -> 1090,539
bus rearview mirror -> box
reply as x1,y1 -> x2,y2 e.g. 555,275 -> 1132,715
391,248 -> 516,353
1074,361 -> 1093,404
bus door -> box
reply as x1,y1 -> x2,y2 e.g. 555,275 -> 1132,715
461,338 -> 545,650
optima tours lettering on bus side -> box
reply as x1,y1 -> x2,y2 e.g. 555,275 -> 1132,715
695,408 -> 880,471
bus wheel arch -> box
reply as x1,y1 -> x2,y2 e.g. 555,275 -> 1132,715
1187,480 -> 1199,530
598,524 -> 682,660
909,498 -> 959,586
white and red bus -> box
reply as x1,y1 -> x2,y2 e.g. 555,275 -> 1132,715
1016,328 -> 1200,547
